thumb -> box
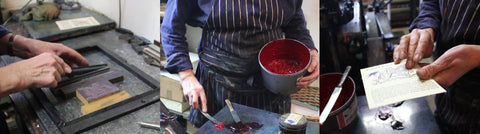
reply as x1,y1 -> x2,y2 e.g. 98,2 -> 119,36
416,61 -> 448,80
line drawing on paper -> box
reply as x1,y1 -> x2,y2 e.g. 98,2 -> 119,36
367,65 -> 416,85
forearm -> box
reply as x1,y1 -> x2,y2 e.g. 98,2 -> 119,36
178,69 -> 195,82
0,66 -> 22,98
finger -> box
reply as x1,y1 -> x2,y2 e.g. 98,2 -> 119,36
52,54 -> 71,74
60,48 -> 89,67
200,91 -> 207,113
416,57 -> 451,80
53,69 -> 61,84
192,93 -> 198,110
431,68 -> 457,87
308,50 -> 319,72
414,32 -> 434,62
407,30 -> 420,68
395,35 -> 410,64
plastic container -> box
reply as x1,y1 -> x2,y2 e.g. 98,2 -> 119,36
258,39 -> 311,96
279,113 -> 308,134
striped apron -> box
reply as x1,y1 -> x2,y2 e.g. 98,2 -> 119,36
187,0 -> 291,127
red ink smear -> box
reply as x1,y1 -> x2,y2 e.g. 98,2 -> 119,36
265,58 -> 304,74
213,121 -> 224,129
225,122 -> 263,133
320,74 -> 354,112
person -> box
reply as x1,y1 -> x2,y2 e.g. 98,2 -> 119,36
0,25 -> 89,98
161,0 -> 319,127
393,0 -> 480,133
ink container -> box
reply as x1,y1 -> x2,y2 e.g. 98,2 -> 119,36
279,113 -> 307,134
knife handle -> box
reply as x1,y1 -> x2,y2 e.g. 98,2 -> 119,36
225,99 -> 234,112
337,66 -> 351,87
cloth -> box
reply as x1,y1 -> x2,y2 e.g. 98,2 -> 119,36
0,25 -> 12,39
20,4 -> 60,21
161,0 -> 315,127
410,0 -> 480,133
161,0 -> 315,74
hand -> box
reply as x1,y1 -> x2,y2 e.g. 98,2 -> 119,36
416,45 -> 480,87
13,35 -> 89,67
297,49 -> 319,89
393,28 -> 435,68
179,69 -> 207,113
0,53 -> 71,97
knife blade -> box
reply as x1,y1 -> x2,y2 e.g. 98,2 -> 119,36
200,111 -> 222,125
319,66 -> 351,125
225,99 -> 241,123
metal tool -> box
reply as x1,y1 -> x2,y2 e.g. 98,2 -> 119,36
201,111 -> 222,125
66,64 -> 108,77
225,99 -> 241,123
138,122 -> 160,130
319,66 -> 351,125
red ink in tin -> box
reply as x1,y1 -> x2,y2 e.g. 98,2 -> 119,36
266,58 -> 304,74
320,74 -> 354,112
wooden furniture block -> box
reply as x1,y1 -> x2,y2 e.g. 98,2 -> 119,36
76,81 -> 120,104
81,91 -> 132,115
60,70 -> 124,98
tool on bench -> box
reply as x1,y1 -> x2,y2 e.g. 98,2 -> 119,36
225,99 -> 241,123
138,122 -> 160,131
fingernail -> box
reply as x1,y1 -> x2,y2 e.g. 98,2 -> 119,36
414,54 -> 421,61
65,67 -> 71,73
417,69 -> 428,79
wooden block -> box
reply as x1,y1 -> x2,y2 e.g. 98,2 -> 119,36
81,91 -> 131,115
160,97 -> 190,113
76,81 -> 120,104
60,71 -> 123,98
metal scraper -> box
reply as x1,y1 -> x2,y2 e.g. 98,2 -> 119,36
225,99 -> 241,123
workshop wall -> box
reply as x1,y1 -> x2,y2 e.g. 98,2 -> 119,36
2,0 -> 161,43
78,0 -> 161,42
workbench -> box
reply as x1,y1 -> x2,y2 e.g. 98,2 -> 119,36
1,23 -> 163,133
331,96 -> 441,134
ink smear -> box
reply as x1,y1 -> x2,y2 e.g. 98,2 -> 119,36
213,121 -> 224,129
225,122 -> 263,133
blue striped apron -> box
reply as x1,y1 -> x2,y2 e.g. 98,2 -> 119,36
187,0 -> 292,127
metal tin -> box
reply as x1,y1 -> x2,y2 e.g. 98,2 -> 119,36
258,39 -> 311,96
320,73 -> 358,133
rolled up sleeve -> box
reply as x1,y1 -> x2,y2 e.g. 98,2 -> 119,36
282,0 -> 316,50
161,0 -> 194,73
409,0 -> 441,36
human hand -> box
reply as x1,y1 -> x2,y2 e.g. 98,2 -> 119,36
416,45 -> 480,87
297,49 -> 319,89
393,28 -> 435,69
179,69 -> 207,113
0,53 -> 71,95
12,35 -> 89,67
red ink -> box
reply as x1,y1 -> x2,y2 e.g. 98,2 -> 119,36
213,121 -> 224,129
225,122 -> 263,133
265,58 -> 304,74
320,74 -> 354,112
259,39 -> 311,75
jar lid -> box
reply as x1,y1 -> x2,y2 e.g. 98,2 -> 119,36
279,113 -> 308,129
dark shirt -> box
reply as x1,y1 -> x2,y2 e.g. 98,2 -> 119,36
410,0 -> 480,92
161,0 -> 315,74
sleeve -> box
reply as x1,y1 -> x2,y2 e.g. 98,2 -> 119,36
282,0 -> 316,50
161,0 -> 195,73
0,25 -> 12,38
409,0 -> 441,36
